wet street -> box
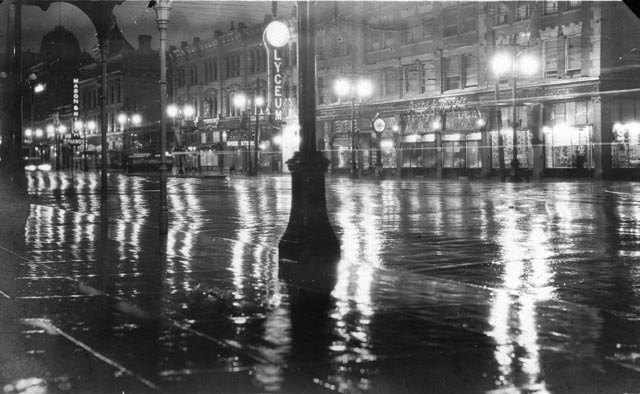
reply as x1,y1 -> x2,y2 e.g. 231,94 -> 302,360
2,171 -> 640,393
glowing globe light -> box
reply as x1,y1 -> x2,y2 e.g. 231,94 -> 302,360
491,52 -> 512,75
264,21 -> 290,48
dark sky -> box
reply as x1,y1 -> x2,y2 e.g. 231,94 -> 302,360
0,0 -> 296,54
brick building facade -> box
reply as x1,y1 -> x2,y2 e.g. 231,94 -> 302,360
169,1 -> 640,179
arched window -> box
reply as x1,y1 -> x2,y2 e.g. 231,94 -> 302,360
235,53 -> 241,76
211,93 -> 218,117
248,50 -> 255,73
212,59 -> 217,80
226,56 -> 232,78
224,90 -> 231,117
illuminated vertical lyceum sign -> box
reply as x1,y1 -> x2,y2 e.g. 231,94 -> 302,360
73,77 -> 79,130
273,49 -> 283,121
264,21 -> 290,122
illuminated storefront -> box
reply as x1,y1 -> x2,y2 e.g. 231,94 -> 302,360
610,99 -> 640,172
612,122 -> 640,168
542,100 -> 593,175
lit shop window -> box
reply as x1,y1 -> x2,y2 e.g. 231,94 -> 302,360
543,125 -> 592,168
612,122 -> 640,168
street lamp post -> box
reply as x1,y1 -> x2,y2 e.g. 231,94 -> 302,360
155,0 -> 171,234
278,2 -> 340,267
334,78 -> 372,179
86,120 -> 96,171
492,50 -> 537,182
118,112 -> 142,171
254,92 -> 264,176
233,93 -> 251,175
167,104 -> 193,175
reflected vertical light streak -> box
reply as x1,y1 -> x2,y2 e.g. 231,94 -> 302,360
487,203 -> 554,390
328,185 -> 377,392
27,173 -> 34,193
230,182 -> 253,303
116,177 -> 129,260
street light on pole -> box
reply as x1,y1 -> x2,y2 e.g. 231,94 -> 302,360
334,77 -> 372,179
87,120 -> 96,171
167,103 -> 193,174
233,93 -> 253,174
491,49 -> 538,182
155,0 -> 172,235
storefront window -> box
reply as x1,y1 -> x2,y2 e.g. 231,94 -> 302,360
466,141 -> 480,168
443,141 -> 462,168
612,122 -> 640,168
544,125 -> 592,168
491,130 -> 532,168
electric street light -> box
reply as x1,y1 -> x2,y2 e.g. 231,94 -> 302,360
155,0 -> 172,235
166,103 -> 193,174
492,49 -> 538,182
233,93 -> 254,174
87,120 -> 96,171
334,77 -> 372,179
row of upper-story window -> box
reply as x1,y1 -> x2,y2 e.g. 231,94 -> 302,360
174,43 -> 297,88
80,79 -> 122,110
318,35 -> 584,105
359,1 -> 584,54
175,82 -> 300,120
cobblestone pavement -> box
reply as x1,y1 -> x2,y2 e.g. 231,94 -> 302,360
2,171 -> 640,393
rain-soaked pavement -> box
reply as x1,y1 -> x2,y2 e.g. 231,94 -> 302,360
2,171 -> 640,393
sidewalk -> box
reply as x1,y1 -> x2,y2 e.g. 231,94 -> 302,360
2,173 -> 640,393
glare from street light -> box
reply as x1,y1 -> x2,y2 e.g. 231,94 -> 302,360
34,84 -> 45,93
517,53 -> 538,76
166,104 -> 178,118
334,78 -> 350,98
46,124 -> 54,136
58,124 -> 67,134
233,93 -> 247,109
183,105 -> 195,118
131,114 -> 142,125
357,79 -> 373,99
87,121 -> 96,131
118,113 -> 127,124
25,128 -> 33,137
35,128 -> 43,137
491,52 -> 512,75
255,96 -> 264,107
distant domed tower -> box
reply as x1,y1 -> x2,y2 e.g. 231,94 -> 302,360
40,25 -> 81,60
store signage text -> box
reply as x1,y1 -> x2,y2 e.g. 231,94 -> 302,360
72,78 -> 79,128
318,108 -> 353,119
410,96 -> 467,112
515,85 -> 599,100
273,49 -> 283,121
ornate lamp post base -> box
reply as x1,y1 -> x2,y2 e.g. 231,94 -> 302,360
278,151 -> 340,267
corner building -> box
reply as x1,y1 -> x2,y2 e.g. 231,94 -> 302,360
169,17 -> 299,173
171,1 -> 640,180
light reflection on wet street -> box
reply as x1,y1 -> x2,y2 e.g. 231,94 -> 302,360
3,171 -> 640,393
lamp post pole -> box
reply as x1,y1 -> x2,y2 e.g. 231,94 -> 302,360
155,0 -> 171,235
83,124 -> 88,171
278,2 -> 340,266
253,80 -> 261,176
246,108 -> 253,175
495,78 -> 506,182
510,63 -> 521,182
349,91 -> 357,179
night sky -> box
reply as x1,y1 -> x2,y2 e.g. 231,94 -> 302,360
0,1 -> 295,54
